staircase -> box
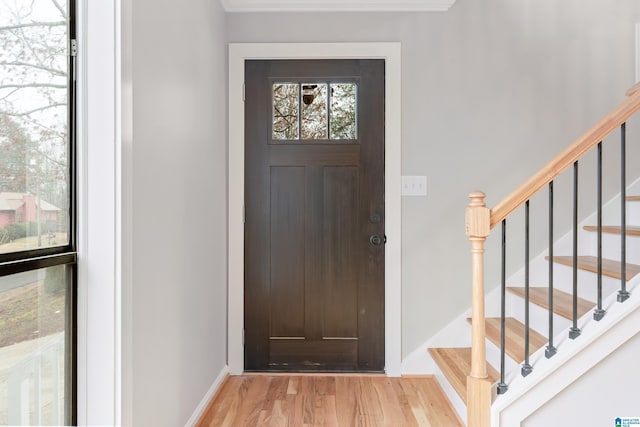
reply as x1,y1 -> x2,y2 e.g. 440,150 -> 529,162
428,84 -> 640,426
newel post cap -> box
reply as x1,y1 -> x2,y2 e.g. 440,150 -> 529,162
465,191 -> 490,238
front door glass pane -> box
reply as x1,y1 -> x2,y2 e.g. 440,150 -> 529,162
272,83 -> 299,140
330,83 -> 357,140
272,81 -> 357,141
301,83 -> 327,140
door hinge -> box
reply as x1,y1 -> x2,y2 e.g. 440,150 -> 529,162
242,329 -> 245,346
242,83 -> 245,102
243,204 -> 246,224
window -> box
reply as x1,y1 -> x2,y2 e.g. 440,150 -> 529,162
272,82 -> 358,141
0,0 -> 76,424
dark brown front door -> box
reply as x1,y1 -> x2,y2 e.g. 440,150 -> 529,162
244,59 -> 385,372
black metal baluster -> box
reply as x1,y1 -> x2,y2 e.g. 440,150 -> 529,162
569,161 -> 581,339
522,200 -> 533,376
594,142 -> 606,321
619,123 -> 630,303
498,219 -> 508,394
546,182 -> 557,358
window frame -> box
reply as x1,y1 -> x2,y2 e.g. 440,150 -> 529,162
0,0 -> 78,423
269,78 -> 361,144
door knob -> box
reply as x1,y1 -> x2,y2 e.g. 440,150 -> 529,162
370,234 -> 382,246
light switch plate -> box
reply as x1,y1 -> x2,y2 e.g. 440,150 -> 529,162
402,175 -> 427,196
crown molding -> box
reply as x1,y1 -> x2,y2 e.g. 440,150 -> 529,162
220,0 -> 457,12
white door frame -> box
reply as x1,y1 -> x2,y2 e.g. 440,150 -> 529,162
228,43 -> 402,376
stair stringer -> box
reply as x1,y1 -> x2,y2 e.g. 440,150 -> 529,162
490,279 -> 640,427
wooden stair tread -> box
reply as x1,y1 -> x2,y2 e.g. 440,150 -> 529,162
465,317 -> 546,362
507,287 -> 595,320
583,225 -> 640,236
545,256 -> 640,280
428,347 -> 499,405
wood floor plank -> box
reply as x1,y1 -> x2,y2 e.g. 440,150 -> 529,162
355,377 -> 383,425
389,379 -> 420,427
286,394 -> 305,426
546,255 -> 640,280
198,374 -> 461,426
195,375 -> 238,427
372,377 -> 409,426
400,378 -> 431,426
271,399 -> 289,427
428,347 -> 499,404
583,224 -> 640,236
232,375 -> 271,426
262,375 -> 288,411
286,376 -> 299,395
335,376 -> 358,426
466,317 -> 547,362
315,376 -> 336,396
219,376 -> 254,427
300,376 -> 316,425
410,377 -> 465,427
507,286 -> 595,320
314,377 -> 338,426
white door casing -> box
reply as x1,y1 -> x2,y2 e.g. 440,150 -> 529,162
228,43 -> 402,376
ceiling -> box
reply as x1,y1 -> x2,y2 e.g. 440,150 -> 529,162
219,0 -> 457,12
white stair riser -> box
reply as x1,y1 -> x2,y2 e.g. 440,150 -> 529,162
627,202 -> 640,225
485,332 -> 521,374
549,265 -> 624,302
506,292 -> 572,340
584,232 -> 640,265
508,262 -> 619,306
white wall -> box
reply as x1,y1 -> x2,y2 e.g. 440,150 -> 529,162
227,0 -> 640,357
127,0 -> 228,425
522,331 -> 640,426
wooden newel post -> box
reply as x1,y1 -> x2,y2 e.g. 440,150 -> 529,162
465,191 -> 492,427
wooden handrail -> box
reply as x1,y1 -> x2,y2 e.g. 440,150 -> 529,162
490,88 -> 640,229
626,81 -> 640,97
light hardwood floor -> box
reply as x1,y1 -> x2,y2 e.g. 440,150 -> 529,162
196,374 -> 463,427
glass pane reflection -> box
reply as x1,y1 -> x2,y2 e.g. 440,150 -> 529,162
273,83 -> 299,140
330,83 -> 357,140
0,265 -> 70,425
301,84 -> 327,140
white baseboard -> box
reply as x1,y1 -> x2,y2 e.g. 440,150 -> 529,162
184,365 -> 230,427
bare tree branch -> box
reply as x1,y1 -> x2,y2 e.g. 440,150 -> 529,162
0,83 -> 66,90
2,103 -> 65,117
48,0 -> 67,20
0,61 -> 66,77
32,148 -> 68,170
14,25 -> 47,69
0,88 -> 20,101
0,21 -> 66,31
